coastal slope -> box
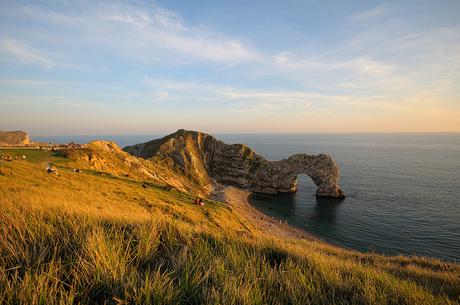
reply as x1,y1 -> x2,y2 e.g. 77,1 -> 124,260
59,140 -> 207,195
0,147 -> 458,304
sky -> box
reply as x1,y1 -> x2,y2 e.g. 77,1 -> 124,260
0,0 -> 459,135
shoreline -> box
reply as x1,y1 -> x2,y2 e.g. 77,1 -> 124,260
213,187 -> 458,262
212,186 -> 326,242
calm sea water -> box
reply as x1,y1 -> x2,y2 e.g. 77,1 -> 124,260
33,133 -> 460,261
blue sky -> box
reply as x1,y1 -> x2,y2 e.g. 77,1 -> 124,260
0,0 -> 459,135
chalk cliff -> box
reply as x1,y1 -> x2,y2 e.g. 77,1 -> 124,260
124,129 -> 344,198
0,130 -> 30,146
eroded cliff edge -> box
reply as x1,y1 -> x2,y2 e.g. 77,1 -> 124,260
0,130 -> 30,146
124,129 -> 344,198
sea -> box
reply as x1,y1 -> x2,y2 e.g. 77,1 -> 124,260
32,133 -> 460,262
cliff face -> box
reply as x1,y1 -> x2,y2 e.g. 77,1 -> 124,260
124,129 -> 344,198
0,131 -> 30,146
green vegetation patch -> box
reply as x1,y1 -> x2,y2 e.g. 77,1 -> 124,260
0,148 -> 66,164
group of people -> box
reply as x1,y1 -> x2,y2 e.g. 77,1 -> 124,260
46,163 -> 59,175
194,197 -> 205,206
0,154 -> 26,161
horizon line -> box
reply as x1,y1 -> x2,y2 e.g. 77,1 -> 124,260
28,131 -> 460,137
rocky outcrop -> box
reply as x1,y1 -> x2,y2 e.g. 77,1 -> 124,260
0,130 -> 30,146
125,129 -> 344,198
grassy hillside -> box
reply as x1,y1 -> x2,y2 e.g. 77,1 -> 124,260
0,150 -> 459,304
59,141 -> 210,196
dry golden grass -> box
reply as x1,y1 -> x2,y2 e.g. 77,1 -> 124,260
0,151 -> 459,304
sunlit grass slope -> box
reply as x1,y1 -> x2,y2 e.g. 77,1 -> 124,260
0,150 -> 459,304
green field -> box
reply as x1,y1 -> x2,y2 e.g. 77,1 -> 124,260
0,148 -> 66,164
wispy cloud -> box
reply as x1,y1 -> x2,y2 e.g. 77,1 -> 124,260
0,95 -> 103,108
273,52 -> 393,77
0,39 -> 55,68
264,20 -> 460,105
145,78 -> 348,115
10,2 -> 260,64
351,4 -> 388,22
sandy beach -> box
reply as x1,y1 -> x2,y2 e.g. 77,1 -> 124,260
213,186 -> 320,241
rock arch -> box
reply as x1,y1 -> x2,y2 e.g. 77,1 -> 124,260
203,136 -> 345,198
245,154 -> 345,198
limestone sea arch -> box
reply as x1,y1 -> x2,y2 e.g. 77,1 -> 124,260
124,129 -> 345,198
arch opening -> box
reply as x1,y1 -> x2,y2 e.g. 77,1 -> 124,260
291,174 -> 317,197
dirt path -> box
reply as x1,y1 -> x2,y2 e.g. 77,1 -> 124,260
213,186 -> 320,241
